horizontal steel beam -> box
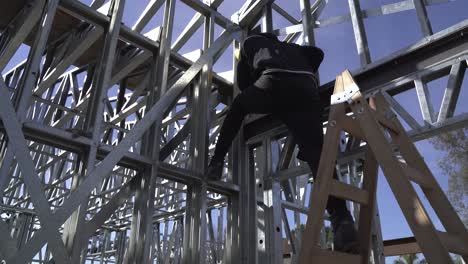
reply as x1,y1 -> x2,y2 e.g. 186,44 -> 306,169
0,122 -> 240,195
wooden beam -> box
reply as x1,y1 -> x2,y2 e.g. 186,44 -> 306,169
383,237 -> 420,256
329,180 -> 369,205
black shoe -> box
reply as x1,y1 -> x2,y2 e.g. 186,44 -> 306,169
333,219 -> 359,253
207,160 -> 223,181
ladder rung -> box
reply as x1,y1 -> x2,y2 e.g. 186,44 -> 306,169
330,180 -> 369,205
383,233 -> 468,256
309,248 -> 362,263
438,231 -> 468,256
399,162 -> 434,189
383,237 -> 420,256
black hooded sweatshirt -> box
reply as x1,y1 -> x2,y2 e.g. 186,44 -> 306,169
237,33 -> 324,91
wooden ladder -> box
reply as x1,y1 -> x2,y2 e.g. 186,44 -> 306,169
298,70 -> 468,264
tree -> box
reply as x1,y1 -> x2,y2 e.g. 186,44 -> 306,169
393,253 -> 465,264
430,128 -> 468,226
393,253 -> 427,264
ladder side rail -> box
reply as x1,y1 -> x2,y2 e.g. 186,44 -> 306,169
347,89 -> 453,263
298,75 -> 348,263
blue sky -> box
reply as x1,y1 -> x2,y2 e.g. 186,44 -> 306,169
3,0 -> 468,263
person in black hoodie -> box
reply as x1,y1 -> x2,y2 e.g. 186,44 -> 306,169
207,32 -> 358,253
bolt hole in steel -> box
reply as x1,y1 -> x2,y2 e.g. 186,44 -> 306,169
259,239 -> 264,244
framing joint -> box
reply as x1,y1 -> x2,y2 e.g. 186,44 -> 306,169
330,83 -> 360,105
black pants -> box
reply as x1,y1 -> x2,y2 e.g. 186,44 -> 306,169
212,73 -> 350,222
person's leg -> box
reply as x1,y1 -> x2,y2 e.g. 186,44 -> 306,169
208,84 -> 275,179
267,74 -> 350,217
277,110 -> 358,253
275,111 -> 349,216
307,160 -> 357,252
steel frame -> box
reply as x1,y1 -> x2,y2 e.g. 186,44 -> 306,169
0,0 -> 466,263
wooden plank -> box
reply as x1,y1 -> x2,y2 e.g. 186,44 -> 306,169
438,231 -> 468,256
384,233 -> 468,256
335,74 -> 345,94
329,180 -> 369,205
399,162 -> 434,189
309,247 -> 361,263
299,75 -> 346,263
374,93 -> 468,261
369,108 -> 400,134
348,88 -> 453,263
357,150 -> 379,263
383,237 -> 421,256
340,115 -> 365,139
342,70 -> 363,102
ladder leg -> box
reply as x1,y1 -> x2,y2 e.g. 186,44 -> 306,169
349,93 -> 453,263
375,93 -> 468,259
357,149 -> 379,264
298,114 -> 343,263
299,76 -> 348,263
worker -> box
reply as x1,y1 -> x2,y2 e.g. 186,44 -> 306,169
206,32 -> 358,253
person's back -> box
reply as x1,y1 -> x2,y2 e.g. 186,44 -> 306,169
239,33 -> 324,83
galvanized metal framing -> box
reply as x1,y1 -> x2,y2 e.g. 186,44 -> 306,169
0,0 -> 467,263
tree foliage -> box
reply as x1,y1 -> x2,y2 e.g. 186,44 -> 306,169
430,128 -> 468,226
393,253 -> 464,264
393,253 -> 427,264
